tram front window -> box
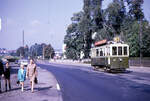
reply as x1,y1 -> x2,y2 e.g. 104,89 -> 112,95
112,47 -> 117,55
124,47 -> 127,55
118,47 -> 122,55
96,49 -> 99,56
100,49 -> 103,56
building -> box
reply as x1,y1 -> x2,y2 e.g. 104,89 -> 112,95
54,49 -> 63,59
0,48 -> 8,56
62,44 -> 66,59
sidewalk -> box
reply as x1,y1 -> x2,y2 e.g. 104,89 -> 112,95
0,66 -> 63,101
48,59 -> 91,67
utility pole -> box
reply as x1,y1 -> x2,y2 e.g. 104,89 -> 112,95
22,30 -> 25,58
139,18 -> 142,67
23,30 -> 24,47
43,45 -> 45,60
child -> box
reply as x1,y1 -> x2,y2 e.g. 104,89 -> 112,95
18,64 -> 26,92
4,62 -> 11,92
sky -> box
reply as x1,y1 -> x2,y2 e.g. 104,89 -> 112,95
0,0 -> 150,50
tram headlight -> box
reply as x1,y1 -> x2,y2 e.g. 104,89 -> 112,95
119,58 -> 122,62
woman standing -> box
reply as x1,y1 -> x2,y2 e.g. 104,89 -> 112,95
0,60 -> 4,93
26,59 -> 37,93
18,64 -> 26,92
4,62 -> 11,92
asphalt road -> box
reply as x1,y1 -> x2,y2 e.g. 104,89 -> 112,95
37,62 -> 150,101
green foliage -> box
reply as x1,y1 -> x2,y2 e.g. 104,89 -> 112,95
16,43 -> 55,59
44,44 -> 55,59
16,45 -> 29,58
126,21 -> 140,57
141,21 -> 150,57
105,0 -> 126,35
127,0 -> 144,20
64,0 -> 150,59
30,43 -> 55,59
64,11 -> 85,60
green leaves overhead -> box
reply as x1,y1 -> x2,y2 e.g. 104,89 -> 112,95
64,0 -> 150,59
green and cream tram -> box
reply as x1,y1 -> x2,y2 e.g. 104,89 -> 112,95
91,38 -> 129,71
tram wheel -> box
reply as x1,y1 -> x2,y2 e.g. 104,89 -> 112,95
93,66 -> 97,70
104,66 -> 110,72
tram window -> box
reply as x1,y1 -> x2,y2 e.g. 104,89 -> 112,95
96,49 -> 99,56
118,47 -> 122,55
100,49 -> 103,56
124,47 -> 127,55
112,47 -> 117,55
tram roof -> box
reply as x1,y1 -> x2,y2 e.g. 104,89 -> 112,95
94,40 -> 128,48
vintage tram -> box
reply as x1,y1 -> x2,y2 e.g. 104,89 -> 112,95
91,38 -> 129,72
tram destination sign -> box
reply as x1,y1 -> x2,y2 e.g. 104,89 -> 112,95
94,39 -> 107,46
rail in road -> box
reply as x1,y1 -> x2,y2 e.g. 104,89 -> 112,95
37,62 -> 150,101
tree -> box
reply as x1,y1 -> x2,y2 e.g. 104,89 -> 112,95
127,0 -> 144,20
64,0 -> 150,59
29,43 -> 54,59
16,45 -> 29,58
82,0 -> 92,58
16,47 -> 24,57
64,11 -> 84,60
127,0 -> 144,58
24,45 -> 29,58
44,44 -> 55,59
141,21 -> 150,57
105,0 -> 126,35
91,0 -> 103,32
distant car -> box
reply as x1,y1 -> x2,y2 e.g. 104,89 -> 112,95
1,58 -> 8,65
18,59 -> 28,67
14,60 -> 18,64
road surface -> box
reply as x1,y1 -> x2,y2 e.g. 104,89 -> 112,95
37,62 -> 150,101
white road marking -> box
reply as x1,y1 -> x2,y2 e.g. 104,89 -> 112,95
56,83 -> 60,91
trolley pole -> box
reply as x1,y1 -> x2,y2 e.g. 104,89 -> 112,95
23,30 -> 24,47
43,45 -> 45,60
22,30 -> 25,58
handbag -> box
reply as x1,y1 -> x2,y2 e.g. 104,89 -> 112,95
17,80 -> 20,84
34,77 -> 38,84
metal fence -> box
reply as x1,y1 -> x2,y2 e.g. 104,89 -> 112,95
129,57 -> 150,67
